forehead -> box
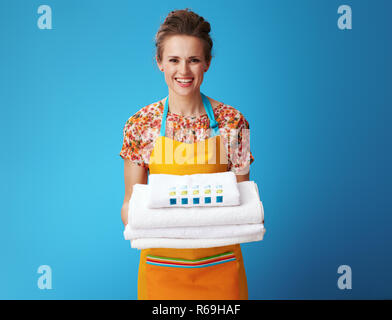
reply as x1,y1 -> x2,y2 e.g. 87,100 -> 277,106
162,35 -> 205,57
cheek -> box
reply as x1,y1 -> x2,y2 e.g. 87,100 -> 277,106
164,66 -> 176,79
163,69 -> 173,82
192,66 -> 205,77
195,68 -> 205,82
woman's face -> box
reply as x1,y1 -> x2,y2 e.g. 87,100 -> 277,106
157,35 -> 210,97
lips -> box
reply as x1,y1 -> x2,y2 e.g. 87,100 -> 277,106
175,77 -> 194,87
175,77 -> 194,83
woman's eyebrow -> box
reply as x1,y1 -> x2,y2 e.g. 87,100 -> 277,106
167,55 -> 201,58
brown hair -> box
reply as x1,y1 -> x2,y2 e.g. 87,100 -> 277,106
155,9 -> 213,64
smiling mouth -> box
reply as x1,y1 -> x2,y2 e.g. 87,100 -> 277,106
175,78 -> 194,84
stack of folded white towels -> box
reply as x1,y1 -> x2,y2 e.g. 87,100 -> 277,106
124,172 -> 266,249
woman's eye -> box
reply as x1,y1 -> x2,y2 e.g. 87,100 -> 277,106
168,58 -> 200,63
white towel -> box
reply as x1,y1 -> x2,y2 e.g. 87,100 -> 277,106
130,230 -> 266,249
147,172 -> 240,208
129,181 -> 263,229
124,223 -> 265,240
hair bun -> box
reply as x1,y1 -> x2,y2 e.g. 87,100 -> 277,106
155,9 -> 213,63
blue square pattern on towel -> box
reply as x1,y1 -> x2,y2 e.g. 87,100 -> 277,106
204,197 -> 211,204
181,198 -> 188,205
216,196 -> 223,203
170,198 -> 177,205
193,198 -> 200,204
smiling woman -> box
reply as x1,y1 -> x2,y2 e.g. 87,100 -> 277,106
119,8 -> 255,300
156,35 -> 211,116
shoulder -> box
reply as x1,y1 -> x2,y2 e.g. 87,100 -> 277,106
123,100 -> 164,135
210,98 -> 250,130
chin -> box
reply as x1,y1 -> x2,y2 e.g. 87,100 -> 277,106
171,86 -> 200,97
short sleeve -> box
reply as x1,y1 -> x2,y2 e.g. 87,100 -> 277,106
119,116 -> 148,168
227,113 -> 255,175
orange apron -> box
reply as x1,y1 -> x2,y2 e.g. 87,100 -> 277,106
137,93 -> 248,300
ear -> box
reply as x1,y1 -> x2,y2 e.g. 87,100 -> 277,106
204,60 -> 211,72
156,56 -> 163,71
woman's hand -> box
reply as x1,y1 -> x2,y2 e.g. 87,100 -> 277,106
121,160 -> 148,226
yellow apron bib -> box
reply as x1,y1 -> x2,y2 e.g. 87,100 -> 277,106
137,93 -> 248,300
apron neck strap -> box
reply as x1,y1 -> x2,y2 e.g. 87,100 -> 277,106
160,92 -> 220,137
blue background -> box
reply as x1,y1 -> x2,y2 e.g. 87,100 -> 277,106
1,0 -> 391,299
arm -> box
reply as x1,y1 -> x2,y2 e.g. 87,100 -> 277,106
236,171 -> 250,183
121,159 -> 148,226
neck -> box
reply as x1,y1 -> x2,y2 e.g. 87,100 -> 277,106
166,90 -> 205,117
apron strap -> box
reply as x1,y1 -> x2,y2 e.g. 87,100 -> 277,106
201,93 -> 220,137
160,96 -> 170,136
160,93 -> 220,137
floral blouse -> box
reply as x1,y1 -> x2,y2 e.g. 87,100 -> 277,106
120,99 -> 254,175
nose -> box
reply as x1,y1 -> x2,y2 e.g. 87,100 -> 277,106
179,60 -> 190,75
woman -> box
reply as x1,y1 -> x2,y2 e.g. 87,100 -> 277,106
120,9 -> 254,300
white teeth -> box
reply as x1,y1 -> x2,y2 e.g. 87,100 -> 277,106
176,78 -> 193,83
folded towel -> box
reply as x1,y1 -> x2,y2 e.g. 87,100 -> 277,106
147,172 -> 240,208
124,223 -> 265,240
130,230 -> 266,249
129,181 -> 263,229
